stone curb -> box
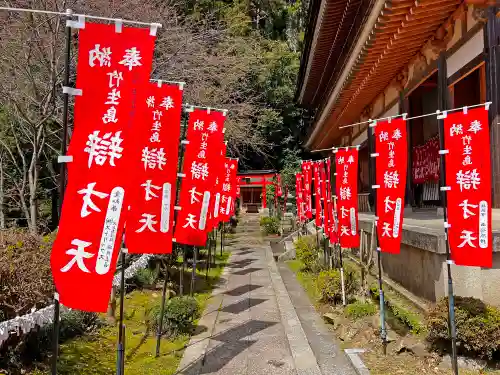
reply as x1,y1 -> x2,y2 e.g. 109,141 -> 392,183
265,245 -> 323,375
344,349 -> 370,375
176,257 -> 232,375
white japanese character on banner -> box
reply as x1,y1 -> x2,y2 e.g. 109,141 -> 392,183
392,129 -> 402,140
60,239 -> 94,273
84,131 -> 123,168
340,187 -> 351,200
77,182 -> 109,217
456,169 -> 481,191
141,147 -> 166,170
136,214 -> 157,232
459,199 -> 478,219
150,132 -> 161,143
107,71 -> 123,88
152,121 -> 161,132
458,230 -> 477,248
340,206 -> 348,218
463,145 -> 473,155
384,196 -> 395,213
450,124 -> 463,136
191,161 -> 209,180
194,120 -> 204,131
337,156 -> 344,165
382,222 -> 392,237
388,142 -> 395,150
183,214 -> 198,229
462,155 -> 473,166
348,155 -> 354,164
222,196 -> 227,204
189,187 -> 202,204
379,131 -> 389,142
462,135 -> 472,145
89,44 -> 111,67
383,171 -> 399,188
208,121 -> 218,132
102,106 -> 118,124
468,120 -> 482,134
388,159 -> 395,168
146,96 -> 155,108
159,97 -> 174,110
198,150 -> 206,159
153,110 -> 162,121
342,178 -> 348,184
341,226 -> 350,236
105,88 -> 121,105
119,47 -> 142,71
223,183 -> 231,192
141,180 -> 161,201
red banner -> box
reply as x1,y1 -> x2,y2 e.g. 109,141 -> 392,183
412,136 -> 439,184
296,173 -> 304,222
276,174 -> 283,197
375,119 -> 407,254
313,162 -> 322,227
126,82 -> 183,254
335,149 -> 359,248
174,109 -> 225,246
209,142 -> 226,230
326,158 -> 338,243
302,162 -> 313,218
51,23 -> 156,312
220,158 -> 238,222
444,106 -> 492,267
319,161 -> 329,233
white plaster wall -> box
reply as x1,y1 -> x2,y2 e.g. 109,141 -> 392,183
447,28 -> 484,78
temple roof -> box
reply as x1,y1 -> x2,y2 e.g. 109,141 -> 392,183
298,0 -> 465,150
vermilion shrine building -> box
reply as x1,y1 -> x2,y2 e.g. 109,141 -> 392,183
297,1 -> 500,306
237,170 -> 277,213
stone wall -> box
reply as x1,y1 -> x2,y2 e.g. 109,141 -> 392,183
358,217 -> 500,307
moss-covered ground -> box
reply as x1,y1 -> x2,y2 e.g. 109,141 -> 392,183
30,252 -> 229,375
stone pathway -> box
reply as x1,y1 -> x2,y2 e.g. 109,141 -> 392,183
176,214 -> 356,375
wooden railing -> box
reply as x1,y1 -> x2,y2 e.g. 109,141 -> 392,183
358,193 -> 372,212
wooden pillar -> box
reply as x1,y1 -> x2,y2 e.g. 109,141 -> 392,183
485,6 -> 500,207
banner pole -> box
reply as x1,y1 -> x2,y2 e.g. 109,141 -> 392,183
51,10 -> 73,375
190,246 -> 198,295
368,123 -> 387,354
116,248 -> 126,374
220,225 -> 223,256
155,106 -> 188,357
437,54 -> 459,375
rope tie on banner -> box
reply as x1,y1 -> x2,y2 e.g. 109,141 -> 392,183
67,15 -> 85,29
62,87 -> 82,96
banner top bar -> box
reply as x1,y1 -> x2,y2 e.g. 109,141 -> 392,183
0,6 -> 162,28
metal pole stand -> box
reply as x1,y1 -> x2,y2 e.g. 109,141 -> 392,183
339,246 -> 346,306
116,249 -> 126,374
190,246 -> 198,295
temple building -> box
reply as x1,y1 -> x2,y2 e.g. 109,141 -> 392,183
297,1 -> 500,306
237,170 -> 277,213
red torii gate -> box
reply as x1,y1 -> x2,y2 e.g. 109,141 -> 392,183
237,171 -> 280,210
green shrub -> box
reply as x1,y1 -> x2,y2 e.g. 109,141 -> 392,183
316,265 -> 358,304
152,296 -> 201,338
134,267 -> 159,287
369,283 -> 424,335
427,296 -> 500,359
295,236 -> 319,272
260,216 -> 280,235
345,301 -> 377,319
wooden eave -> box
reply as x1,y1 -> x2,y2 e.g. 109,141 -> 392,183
297,0 -> 371,108
311,0 -> 463,149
